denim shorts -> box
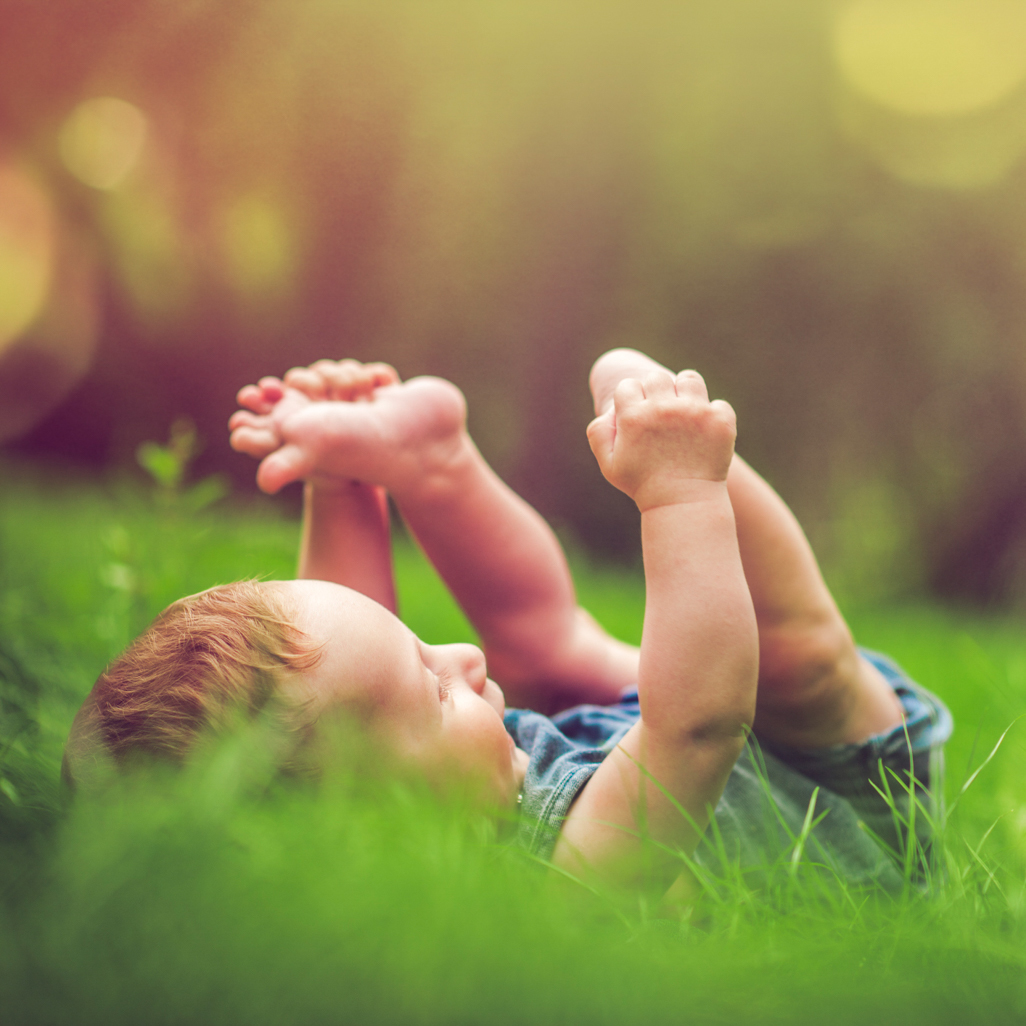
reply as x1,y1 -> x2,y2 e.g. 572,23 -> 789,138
758,648 -> 954,862
508,649 -> 953,876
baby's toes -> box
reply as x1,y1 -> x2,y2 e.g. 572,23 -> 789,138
283,367 -> 328,400
326,359 -> 401,400
229,423 -> 281,458
228,408 -> 256,431
311,359 -> 353,377
315,359 -> 366,401
236,383 -> 275,414
367,361 -> 400,388
257,377 -> 286,402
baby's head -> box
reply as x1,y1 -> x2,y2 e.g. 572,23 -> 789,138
63,579 -> 525,806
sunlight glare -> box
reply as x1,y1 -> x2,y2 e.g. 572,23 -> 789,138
0,163 -> 54,355
838,89 -> 1026,190
834,1 -> 1026,116
222,194 -> 293,296
59,98 -> 149,190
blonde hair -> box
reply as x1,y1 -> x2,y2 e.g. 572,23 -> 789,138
62,581 -> 322,788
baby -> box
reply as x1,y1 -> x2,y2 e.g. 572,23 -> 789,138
64,349 -> 952,892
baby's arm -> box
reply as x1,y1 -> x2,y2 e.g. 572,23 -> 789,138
555,369 -> 758,889
229,364 -> 399,612
235,366 -> 638,713
295,478 -> 396,613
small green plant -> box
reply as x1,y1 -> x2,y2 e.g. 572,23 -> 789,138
0,643 -> 38,807
136,417 -> 229,512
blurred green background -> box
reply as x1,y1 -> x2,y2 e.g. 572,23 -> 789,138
8,6 -> 1026,1016
5,0 -> 1026,604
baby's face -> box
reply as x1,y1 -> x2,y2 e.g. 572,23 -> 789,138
280,579 -> 527,806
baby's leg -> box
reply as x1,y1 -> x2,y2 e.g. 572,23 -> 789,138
590,349 -> 902,748
234,365 -> 639,714
231,364 -> 399,612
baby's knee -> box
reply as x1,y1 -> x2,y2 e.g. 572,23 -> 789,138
758,613 -> 857,695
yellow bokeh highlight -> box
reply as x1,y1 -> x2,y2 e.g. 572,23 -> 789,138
834,1 -> 1026,116
59,97 -> 148,190
102,188 -> 191,324
838,87 -> 1026,190
221,194 -> 293,296
0,164 -> 54,355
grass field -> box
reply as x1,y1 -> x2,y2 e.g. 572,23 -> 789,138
3,460 -> 1026,1024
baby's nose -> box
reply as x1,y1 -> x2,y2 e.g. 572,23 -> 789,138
443,643 -> 488,693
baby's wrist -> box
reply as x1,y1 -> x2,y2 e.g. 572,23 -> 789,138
634,476 -> 729,514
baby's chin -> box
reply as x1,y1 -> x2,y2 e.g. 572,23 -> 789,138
512,744 -> 529,790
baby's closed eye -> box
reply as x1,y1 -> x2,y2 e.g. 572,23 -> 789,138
436,668 -> 453,702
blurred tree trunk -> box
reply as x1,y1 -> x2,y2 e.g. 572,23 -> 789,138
503,118 -> 640,556
929,461 -> 1026,605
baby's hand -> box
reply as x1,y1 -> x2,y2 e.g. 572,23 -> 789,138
586,369 -> 736,512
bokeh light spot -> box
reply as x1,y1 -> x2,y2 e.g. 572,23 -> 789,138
102,189 -> 190,323
222,194 -> 293,296
837,86 -> 1026,190
59,97 -> 148,190
834,1 -> 1026,117
0,163 -> 54,355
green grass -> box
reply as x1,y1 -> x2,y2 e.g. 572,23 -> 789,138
4,460 -> 1026,1023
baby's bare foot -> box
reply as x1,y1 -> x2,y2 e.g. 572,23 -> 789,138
589,348 -> 674,417
249,376 -> 468,496
230,361 -> 399,461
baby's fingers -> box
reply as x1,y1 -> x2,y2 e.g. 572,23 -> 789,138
674,369 -> 709,401
611,376 -> 646,414
586,408 -> 616,464
709,398 -> 737,433
639,369 -> 678,400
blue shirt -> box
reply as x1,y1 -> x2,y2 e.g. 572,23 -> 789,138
503,651 -> 952,889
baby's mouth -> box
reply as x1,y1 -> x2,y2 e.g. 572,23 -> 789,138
484,677 -> 505,718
